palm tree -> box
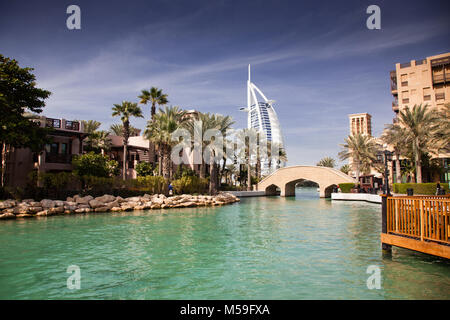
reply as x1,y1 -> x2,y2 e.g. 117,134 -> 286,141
432,103 -> 450,154
316,157 -> 336,168
145,106 -> 186,180
91,130 -> 111,155
109,123 -> 140,137
339,133 -> 379,182
340,164 -> 350,175
112,101 -> 143,180
138,87 -> 169,121
397,104 -> 439,183
81,120 -> 102,152
276,148 -> 288,169
381,124 -> 407,184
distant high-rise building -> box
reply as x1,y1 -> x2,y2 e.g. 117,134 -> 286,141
240,65 -> 286,172
348,113 -> 372,136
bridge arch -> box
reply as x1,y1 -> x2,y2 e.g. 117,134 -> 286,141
258,166 -> 355,198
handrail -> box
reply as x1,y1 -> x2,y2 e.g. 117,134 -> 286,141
386,196 -> 450,245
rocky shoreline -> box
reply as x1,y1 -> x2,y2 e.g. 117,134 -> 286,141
0,192 -> 240,220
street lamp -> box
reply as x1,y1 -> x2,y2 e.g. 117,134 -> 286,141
382,144 -> 393,196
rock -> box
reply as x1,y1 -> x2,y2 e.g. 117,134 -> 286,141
30,201 -> 41,207
74,208 -> 85,214
77,204 -> 90,209
142,194 -> 151,200
89,199 -> 104,209
105,200 -> 119,209
22,199 -> 34,203
126,201 -> 140,208
36,210 -> 49,216
40,199 -> 55,208
110,207 -> 122,212
49,207 -> 64,214
28,206 -> 43,213
13,207 -> 30,215
95,194 -> 116,203
76,195 -> 93,204
134,205 -> 146,210
0,200 -> 15,209
94,206 -> 109,212
116,196 -> 125,203
54,200 -> 65,207
16,213 -> 33,218
152,198 -> 164,205
150,203 -> 161,209
66,196 -> 74,202
120,205 -> 134,211
125,196 -> 141,202
0,212 -> 15,219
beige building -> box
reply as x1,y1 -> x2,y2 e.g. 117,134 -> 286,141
390,52 -> 449,122
5,116 -> 86,188
348,113 -> 372,136
390,52 -> 450,182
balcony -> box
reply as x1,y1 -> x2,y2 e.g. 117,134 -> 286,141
402,98 -> 409,104
432,73 -> 448,85
415,59 -> 427,66
45,153 -> 73,164
65,120 -> 80,131
400,62 -> 411,69
46,118 -> 61,129
431,56 -> 450,67
390,70 -> 397,92
392,101 -> 399,112
401,81 -> 408,87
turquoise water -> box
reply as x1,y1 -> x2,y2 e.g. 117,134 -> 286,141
0,187 -> 449,299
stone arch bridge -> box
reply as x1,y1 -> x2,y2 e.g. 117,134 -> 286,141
257,166 -> 355,198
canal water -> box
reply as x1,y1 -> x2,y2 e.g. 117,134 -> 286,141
0,187 -> 449,299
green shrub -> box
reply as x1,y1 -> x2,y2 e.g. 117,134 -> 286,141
171,176 -> 208,195
393,183 -> 449,195
135,176 -> 168,194
72,152 -> 111,178
135,162 -> 154,177
339,183 -> 355,193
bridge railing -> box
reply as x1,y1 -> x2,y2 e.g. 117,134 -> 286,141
386,195 -> 450,245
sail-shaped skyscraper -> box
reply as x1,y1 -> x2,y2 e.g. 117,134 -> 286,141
241,65 -> 286,172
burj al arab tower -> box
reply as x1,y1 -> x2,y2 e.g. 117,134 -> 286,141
240,65 -> 287,171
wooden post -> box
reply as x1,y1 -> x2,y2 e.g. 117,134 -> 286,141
420,199 -> 424,242
381,194 -> 392,251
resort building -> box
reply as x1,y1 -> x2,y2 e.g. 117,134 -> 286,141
4,116 -> 86,188
348,113 -> 372,136
390,52 -> 450,182
240,65 -> 287,173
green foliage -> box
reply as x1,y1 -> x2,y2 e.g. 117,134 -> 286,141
134,176 -> 168,194
340,164 -> 350,175
316,157 -> 336,168
72,152 -> 111,178
135,162 -> 154,177
171,176 -> 209,194
393,183 -> 449,195
106,159 -> 120,177
339,183 -> 355,193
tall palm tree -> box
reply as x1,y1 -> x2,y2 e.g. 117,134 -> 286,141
109,124 -> 140,137
139,87 -> 169,166
145,106 -> 186,180
112,101 -> 143,180
397,104 -> 439,183
316,157 -> 336,168
339,133 -> 379,182
381,124 -> 407,184
138,87 -> 169,120
431,103 -> 450,154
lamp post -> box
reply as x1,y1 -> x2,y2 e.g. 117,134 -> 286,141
382,144 -> 393,196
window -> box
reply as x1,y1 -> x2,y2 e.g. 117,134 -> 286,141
61,143 -> 68,154
46,143 -> 59,154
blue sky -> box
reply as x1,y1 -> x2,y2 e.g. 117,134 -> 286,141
1,0 -> 449,166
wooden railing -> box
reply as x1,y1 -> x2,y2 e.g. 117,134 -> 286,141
386,195 -> 450,245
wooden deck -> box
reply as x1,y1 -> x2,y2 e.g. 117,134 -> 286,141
381,194 -> 450,259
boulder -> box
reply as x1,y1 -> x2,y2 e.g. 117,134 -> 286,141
66,196 -> 74,202
150,203 -> 161,209
0,200 -> 16,209
28,206 -> 43,213
111,207 -> 123,212
40,199 -> 55,208
0,212 -> 15,219
13,207 -> 30,215
49,207 -> 64,214
94,206 -> 109,212
54,200 -> 65,207
88,199 -> 104,209
16,213 -> 33,218
76,195 -> 93,204
36,210 -> 49,216
95,194 -> 116,203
